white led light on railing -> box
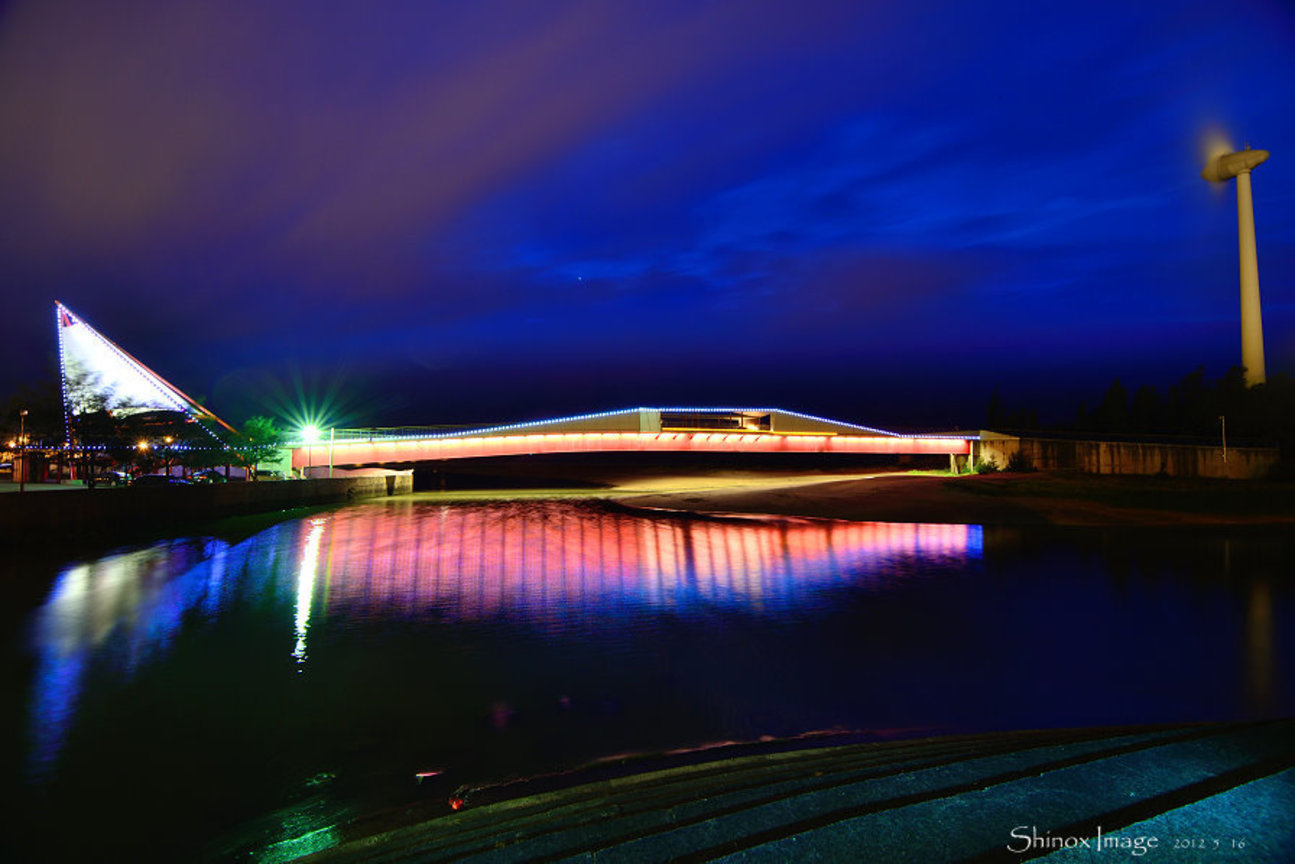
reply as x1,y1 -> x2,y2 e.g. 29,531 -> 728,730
296,407 -> 975,447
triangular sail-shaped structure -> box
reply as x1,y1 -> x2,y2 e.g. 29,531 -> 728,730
56,301 -> 234,443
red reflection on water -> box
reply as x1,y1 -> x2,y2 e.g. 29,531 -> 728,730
299,503 -> 979,622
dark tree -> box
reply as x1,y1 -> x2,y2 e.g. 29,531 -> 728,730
1128,385 -> 1161,434
1092,378 -> 1128,433
985,386 -> 1005,429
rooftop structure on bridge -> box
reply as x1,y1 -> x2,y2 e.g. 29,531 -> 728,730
316,406 -> 951,445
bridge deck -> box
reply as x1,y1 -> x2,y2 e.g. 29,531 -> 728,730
292,431 -> 972,469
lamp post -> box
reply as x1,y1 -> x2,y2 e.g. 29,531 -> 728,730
302,425 -> 321,479
1219,415 -> 1227,464
18,409 -> 28,493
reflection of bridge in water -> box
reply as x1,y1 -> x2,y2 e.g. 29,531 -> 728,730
297,501 -> 983,624
28,502 -> 981,776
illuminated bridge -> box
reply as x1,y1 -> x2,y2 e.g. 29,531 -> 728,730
289,407 -> 974,474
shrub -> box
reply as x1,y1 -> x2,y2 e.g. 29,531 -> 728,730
973,456 -> 999,474
1266,458 -> 1295,482
1005,449 -> 1036,473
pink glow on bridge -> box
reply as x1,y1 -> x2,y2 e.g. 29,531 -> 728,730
291,430 -> 971,469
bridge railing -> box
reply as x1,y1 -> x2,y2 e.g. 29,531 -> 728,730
289,426 -> 483,445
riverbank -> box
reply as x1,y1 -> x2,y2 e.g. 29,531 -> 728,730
401,469 -> 1295,526
0,474 -> 413,547
606,470 -> 1295,526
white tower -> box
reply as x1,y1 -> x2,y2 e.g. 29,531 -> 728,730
1202,146 -> 1269,387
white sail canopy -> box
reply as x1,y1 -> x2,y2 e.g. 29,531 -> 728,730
56,302 -> 231,437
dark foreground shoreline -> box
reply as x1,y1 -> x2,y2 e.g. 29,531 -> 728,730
292,718 -> 1295,863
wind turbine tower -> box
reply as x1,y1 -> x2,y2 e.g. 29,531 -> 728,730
1202,145 -> 1269,387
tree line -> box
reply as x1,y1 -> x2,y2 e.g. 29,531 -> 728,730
986,366 -> 1295,454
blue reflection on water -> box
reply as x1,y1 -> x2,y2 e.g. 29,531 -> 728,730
27,540 -> 221,777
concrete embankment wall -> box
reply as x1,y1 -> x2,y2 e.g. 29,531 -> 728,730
977,434 -> 1278,479
0,475 -> 412,545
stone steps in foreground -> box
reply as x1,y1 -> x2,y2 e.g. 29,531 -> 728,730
302,719 -> 1295,863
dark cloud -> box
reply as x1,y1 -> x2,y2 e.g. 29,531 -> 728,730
1,0 -> 1292,426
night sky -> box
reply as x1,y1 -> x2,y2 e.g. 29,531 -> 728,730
2,1 -> 1293,430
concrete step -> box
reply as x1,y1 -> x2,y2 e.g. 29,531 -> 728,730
301,720 -> 1295,863
322,727 -> 1148,861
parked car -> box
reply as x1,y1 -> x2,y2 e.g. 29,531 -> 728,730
93,470 -> 130,487
254,469 -> 292,481
191,469 -> 228,484
131,474 -> 193,487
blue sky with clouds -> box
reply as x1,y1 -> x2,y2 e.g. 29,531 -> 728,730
1,0 -> 1292,427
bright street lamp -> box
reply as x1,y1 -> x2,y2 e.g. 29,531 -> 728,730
302,425 -> 322,478
18,409 -> 28,493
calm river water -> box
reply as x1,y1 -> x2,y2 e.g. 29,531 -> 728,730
4,497 -> 1292,861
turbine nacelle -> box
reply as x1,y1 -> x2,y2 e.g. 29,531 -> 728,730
1202,147 -> 1269,182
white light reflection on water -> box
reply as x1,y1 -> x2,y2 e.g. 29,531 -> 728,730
293,519 -> 328,666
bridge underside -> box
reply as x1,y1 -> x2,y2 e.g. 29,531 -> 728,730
292,431 -> 971,471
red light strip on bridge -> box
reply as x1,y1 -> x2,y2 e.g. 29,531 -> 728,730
292,431 -> 970,468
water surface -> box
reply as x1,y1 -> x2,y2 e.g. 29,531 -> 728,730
5,497 -> 1291,861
